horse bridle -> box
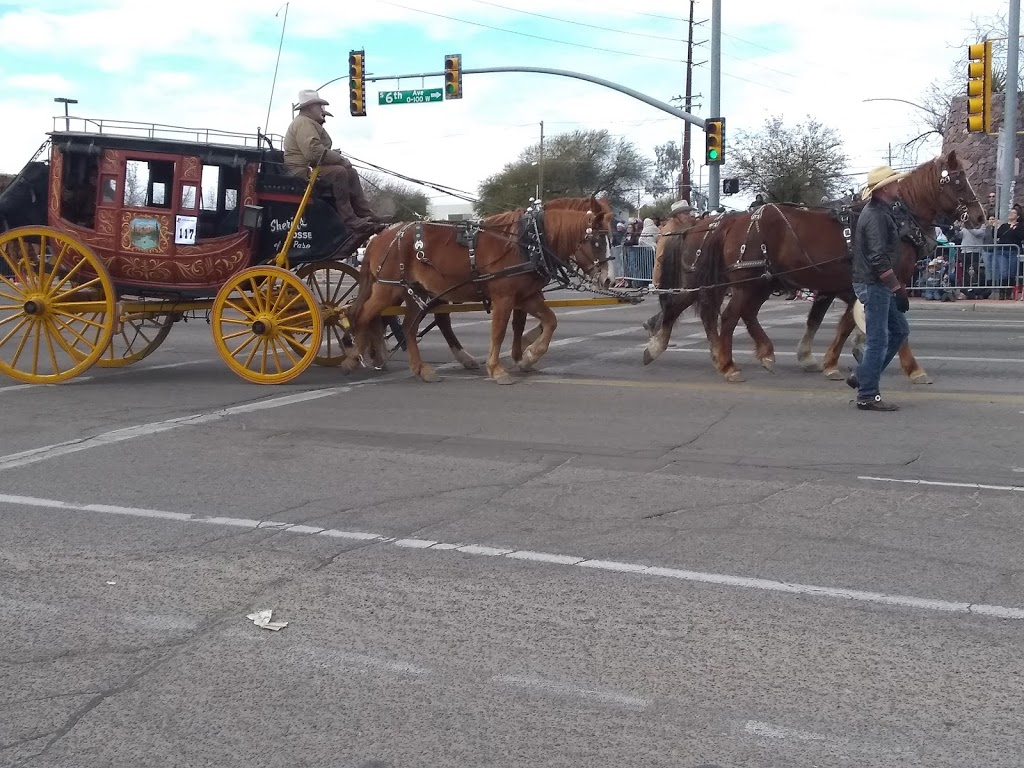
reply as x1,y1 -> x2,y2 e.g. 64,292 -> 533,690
939,167 -> 978,223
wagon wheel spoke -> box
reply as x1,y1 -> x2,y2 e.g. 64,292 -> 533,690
212,266 -> 321,384
0,227 -> 114,384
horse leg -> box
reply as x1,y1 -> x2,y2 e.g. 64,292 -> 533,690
699,292 -> 724,371
822,302 -> 856,381
485,294 -> 516,385
797,294 -> 834,372
401,300 -> 439,382
510,308 -> 527,363
717,290 -> 746,382
348,285 -> 393,371
434,309 -> 480,370
899,341 -> 932,384
643,294 -> 693,365
740,283 -> 776,372
519,294 -> 557,371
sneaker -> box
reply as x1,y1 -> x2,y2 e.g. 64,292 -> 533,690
856,395 -> 899,411
846,372 -> 858,390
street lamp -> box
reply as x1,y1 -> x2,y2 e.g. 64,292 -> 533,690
54,97 -> 78,131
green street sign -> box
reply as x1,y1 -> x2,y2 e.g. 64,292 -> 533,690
378,88 -> 444,105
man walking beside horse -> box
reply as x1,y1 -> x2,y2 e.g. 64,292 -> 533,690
846,167 -> 911,412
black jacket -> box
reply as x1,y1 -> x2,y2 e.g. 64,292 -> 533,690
852,199 -> 900,285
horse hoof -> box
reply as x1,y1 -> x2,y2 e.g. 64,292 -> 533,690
799,358 -> 821,372
823,368 -> 844,381
642,349 -> 654,366
761,357 -> 776,373
419,368 -> 440,383
493,372 -> 515,385
910,371 -> 933,385
725,370 -> 745,383
455,351 -> 479,370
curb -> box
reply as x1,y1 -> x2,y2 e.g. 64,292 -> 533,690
908,299 -> 1023,312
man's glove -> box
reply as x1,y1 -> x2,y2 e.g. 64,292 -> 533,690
894,289 -> 910,314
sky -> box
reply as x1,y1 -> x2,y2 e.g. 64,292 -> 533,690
0,0 -> 1009,213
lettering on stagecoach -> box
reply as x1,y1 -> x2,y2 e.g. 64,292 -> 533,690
269,215 -> 313,251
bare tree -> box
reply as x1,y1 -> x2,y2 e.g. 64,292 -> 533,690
360,172 -> 429,222
900,12 -> 1020,161
647,140 -> 681,197
476,129 -> 651,215
730,116 -> 848,205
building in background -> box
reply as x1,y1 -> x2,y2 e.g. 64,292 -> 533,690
430,201 -> 475,221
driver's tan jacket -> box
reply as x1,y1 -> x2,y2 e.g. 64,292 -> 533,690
282,114 -> 346,177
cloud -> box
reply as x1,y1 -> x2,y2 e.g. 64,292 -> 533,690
0,0 -> 1009,212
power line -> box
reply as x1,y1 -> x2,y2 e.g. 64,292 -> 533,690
373,0 -> 685,63
463,0 -> 686,42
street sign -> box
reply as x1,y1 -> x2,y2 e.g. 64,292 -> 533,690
378,88 -> 444,105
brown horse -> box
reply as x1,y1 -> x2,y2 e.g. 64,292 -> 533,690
641,212 -> 748,369
680,151 -> 983,382
344,196 -> 613,383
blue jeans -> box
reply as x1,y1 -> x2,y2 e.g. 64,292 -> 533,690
853,282 -> 910,401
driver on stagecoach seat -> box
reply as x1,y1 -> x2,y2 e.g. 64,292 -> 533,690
283,89 -> 385,241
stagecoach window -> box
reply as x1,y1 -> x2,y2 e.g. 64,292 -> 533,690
124,159 -> 174,209
181,184 -> 197,210
200,165 -> 220,212
101,176 -> 117,204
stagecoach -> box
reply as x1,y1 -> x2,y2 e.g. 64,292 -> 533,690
0,117 -> 640,386
0,117 -> 367,384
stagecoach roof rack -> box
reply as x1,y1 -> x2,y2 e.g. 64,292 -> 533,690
50,116 -> 283,152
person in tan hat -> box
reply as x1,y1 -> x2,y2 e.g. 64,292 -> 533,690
283,89 -> 383,240
846,166 -> 910,411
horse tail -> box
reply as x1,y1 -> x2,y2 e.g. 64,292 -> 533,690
694,222 -> 727,315
347,251 -> 375,328
658,234 -> 684,290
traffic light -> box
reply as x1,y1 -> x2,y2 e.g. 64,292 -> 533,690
967,41 -> 993,133
349,49 -> 366,117
444,53 -> 463,100
705,117 -> 725,165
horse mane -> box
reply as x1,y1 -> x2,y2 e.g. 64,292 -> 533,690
895,156 -> 941,213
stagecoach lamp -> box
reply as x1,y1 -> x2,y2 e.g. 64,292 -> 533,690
242,205 -> 264,230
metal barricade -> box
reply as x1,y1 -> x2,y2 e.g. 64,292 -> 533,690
912,243 -> 1022,300
613,244 -> 655,287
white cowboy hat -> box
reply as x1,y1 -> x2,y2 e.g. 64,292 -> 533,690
294,89 -> 332,115
670,199 -> 692,214
861,166 -> 906,200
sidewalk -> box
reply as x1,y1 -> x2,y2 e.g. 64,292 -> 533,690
909,297 -> 1023,311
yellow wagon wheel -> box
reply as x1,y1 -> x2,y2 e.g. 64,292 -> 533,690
212,266 -> 322,384
68,306 -> 175,368
295,260 -> 360,366
0,226 -> 115,383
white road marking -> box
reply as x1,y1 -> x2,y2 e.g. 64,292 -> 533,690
0,388 -> 351,471
744,720 -> 826,742
0,359 -> 213,395
664,348 -> 1024,364
2,491 -> 1022,621
492,675 -> 651,709
859,476 -> 1024,493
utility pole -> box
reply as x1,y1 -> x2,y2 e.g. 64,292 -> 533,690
888,143 -> 893,167
538,120 -> 545,200
998,2 -> 1020,220
679,0 -> 696,202
708,0 -> 722,210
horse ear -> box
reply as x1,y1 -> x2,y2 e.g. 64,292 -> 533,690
945,149 -> 959,167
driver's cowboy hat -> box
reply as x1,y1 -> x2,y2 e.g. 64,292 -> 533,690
294,89 -> 333,116
670,199 -> 693,215
861,165 -> 906,200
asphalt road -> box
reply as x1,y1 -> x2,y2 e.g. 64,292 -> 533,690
2,295 -> 1023,768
